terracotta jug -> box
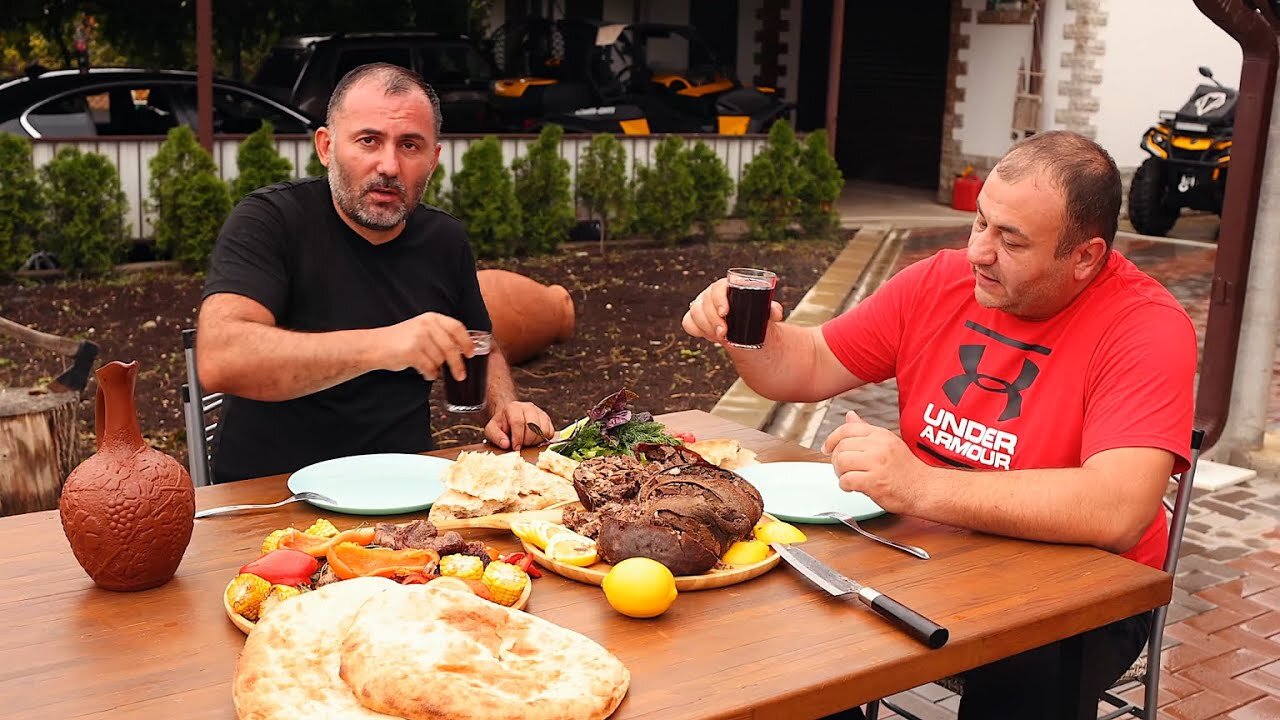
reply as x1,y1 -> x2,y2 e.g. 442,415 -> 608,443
478,269 -> 576,365
59,361 -> 195,591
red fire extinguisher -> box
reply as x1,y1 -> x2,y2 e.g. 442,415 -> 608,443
952,166 -> 983,212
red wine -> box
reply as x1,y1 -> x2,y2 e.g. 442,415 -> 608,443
726,285 -> 774,348
445,351 -> 490,412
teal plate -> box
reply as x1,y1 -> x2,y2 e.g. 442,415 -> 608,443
734,461 -> 886,524
286,454 -> 451,515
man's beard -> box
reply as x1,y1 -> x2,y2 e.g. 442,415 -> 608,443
328,157 -> 425,231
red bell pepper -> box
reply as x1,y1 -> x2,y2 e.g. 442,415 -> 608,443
240,548 -> 318,586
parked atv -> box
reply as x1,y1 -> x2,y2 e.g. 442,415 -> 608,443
1129,66 -> 1234,236
487,18 -> 790,135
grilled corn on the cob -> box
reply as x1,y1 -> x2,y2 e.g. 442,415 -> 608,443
260,529 -> 289,554
304,518 -> 340,538
257,584 -> 304,620
482,561 -> 529,607
439,554 -> 484,580
226,573 -> 271,621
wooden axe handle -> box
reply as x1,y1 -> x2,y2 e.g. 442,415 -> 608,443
0,315 -> 83,356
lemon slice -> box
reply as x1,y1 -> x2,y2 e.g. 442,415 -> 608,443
545,534 -> 599,567
511,520 -> 571,550
721,539 -> 770,565
754,520 -> 807,545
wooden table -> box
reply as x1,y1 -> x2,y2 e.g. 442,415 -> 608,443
0,410 -> 1172,719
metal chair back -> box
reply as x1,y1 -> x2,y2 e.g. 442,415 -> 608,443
180,328 -> 223,487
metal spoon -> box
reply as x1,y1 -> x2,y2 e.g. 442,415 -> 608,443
818,510 -> 930,560
194,491 -> 336,518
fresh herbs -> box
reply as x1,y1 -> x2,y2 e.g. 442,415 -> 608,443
550,389 -> 680,461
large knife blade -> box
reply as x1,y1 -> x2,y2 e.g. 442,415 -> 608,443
771,543 -> 949,649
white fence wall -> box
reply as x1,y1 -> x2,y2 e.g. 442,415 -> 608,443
30,134 -> 768,240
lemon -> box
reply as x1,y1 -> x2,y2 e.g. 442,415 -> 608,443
754,520 -> 807,545
721,540 -> 770,565
546,534 -> 599,567
601,557 -> 678,618
511,520 -> 571,550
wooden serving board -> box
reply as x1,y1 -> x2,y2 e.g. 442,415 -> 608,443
224,577 -> 532,635
521,512 -> 783,591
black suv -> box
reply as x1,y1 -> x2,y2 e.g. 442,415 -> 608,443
0,68 -> 315,138
252,32 -> 497,132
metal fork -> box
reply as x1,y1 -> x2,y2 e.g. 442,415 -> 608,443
818,510 -> 930,560
194,491 -> 336,518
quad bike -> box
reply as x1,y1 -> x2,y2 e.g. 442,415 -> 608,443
486,18 -> 791,135
1129,66 -> 1234,237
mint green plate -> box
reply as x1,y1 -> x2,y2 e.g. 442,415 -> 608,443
734,461 -> 886,524
286,454 -> 451,515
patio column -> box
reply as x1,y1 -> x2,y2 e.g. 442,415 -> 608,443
825,0 -> 845,155
196,0 -> 214,153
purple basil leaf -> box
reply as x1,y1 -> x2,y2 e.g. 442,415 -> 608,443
603,410 -> 633,431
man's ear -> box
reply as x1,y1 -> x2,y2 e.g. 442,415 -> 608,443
1073,237 -> 1109,280
314,126 -> 333,168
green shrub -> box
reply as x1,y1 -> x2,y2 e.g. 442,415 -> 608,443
150,126 -> 228,265
575,133 -> 632,253
736,119 -> 804,240
422,164 -> 447,209
449,137 -> 521,258
685,141 -> 733,240
633,136 -> 697,244
40,147 -> 128,276
232,121 -> 295,200
0,133 -> 44,276
512,124 -> 573,255
306,141 -> 326,177
172,173 -> 232,271
796,130 -> 843,237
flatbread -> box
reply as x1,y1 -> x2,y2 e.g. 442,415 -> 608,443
430,451 -> 577,522
686,439 -> 759,470
233,577 -> 399,720
536,449 -> 580,481
340,584 -> 630,720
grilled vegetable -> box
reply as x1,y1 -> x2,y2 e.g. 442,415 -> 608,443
304,519 -> 340,538
325,542 -> 439,581
261,529 -> 289,554
257,584 -> 304,620
482,561 -> 529,607
226,573 -> 271,621
240,548 -> 319,586
439,554 -> 484,580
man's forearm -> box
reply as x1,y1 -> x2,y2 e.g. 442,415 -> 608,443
727,324 -> 836,403
911,465 -> 1153,553
199,319 -> 386,401
484,347 -> 518,414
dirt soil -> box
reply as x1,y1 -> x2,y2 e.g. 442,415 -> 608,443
0,236 -> 847,468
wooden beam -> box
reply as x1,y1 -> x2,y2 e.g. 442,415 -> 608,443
196,0 -> 214,153
826,0 -> 845,155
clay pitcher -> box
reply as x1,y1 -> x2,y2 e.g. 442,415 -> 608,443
59,361 -> 195,591
478,269 -> 576,365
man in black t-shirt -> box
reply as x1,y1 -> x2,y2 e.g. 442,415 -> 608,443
197,63 -> 553,484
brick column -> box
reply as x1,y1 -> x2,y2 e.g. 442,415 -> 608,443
1054,0 -> 1107,138
937,0 -> 972,204
753,0 -> 788,87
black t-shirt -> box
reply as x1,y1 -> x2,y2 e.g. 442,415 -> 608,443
201,178 -> 490,483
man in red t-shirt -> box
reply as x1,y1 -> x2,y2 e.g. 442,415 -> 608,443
683,131 -> 1195,720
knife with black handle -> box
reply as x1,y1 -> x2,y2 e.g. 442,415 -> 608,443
770,542 -> 949,649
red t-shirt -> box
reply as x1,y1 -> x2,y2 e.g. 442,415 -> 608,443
821,249 -> 1196,569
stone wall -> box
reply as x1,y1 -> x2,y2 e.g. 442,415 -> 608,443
1055,0 -> 1108,137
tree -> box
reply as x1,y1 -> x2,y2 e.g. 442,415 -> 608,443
736,119 -> 804,240
633,136 -> 697,244
150,126 -> 229,268
576,134 -> 631,254
449,137 -> 521,258
306,144 -> 326,178
512,124 -> 574,255
40,147 -> 128,276
422,164 -> 447,209
685,141 -> 733,241
796,130 -> 844,237
0,133 -> 45,277
233,121 -> 294,200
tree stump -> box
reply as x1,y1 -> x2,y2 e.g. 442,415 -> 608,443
0,388 -> 84,516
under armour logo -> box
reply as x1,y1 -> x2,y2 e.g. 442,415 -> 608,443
942,345 -> 1040,421
1194,91 -> 1227,116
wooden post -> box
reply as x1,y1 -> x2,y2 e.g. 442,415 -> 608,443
0,389 -> 84,516
196,0 -> 214,153
826,0 -> 845,156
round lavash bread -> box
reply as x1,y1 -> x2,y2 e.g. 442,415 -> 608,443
233,576 -> 401,720
340,583 -> 630,720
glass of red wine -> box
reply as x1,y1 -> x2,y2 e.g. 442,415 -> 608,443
445,330 -> 492,413
725,268 -> 778,349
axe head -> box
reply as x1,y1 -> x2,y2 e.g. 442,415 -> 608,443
52,341 -> 100,393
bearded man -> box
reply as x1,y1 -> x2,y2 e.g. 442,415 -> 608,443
196,63 -> 552,484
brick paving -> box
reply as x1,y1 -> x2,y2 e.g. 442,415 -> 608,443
810,227 -> 1280,719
